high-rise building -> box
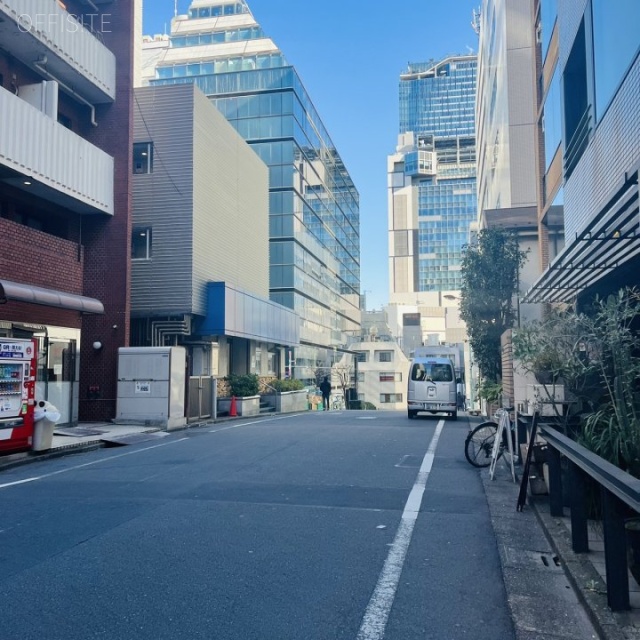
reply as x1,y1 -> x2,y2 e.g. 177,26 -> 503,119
141,1 -> 360,382
131,83 -> 299,384
388,55 -> 478,307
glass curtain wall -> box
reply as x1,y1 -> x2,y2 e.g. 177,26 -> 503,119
399,57 -> 478,292
150,1 -> 360,381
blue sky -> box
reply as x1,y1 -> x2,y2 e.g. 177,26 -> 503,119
143,1 -> 481,310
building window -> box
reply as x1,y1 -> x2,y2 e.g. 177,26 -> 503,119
268,350 -> 277,376
253,347 -> 262,374
543,66 -> 562,170
376,351 -> 393,363
380,393 -> 403,403
133,142 -> 154,174
591,0 -> 640,121
355,352 -> 368,363
379,372 -> 402,382
58,114 -> 72,130
562,18 -> 591,177
132,228 -> 152,260
540,0 -> 558,63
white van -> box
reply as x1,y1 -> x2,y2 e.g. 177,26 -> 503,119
407,357 -> 458,420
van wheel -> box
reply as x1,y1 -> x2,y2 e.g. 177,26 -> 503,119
408,410 -> 417,420
450,411 -> 458,421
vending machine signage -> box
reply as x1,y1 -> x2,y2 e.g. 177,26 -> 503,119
0,338 -> 37,453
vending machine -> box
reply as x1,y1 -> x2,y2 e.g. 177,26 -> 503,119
0,338 -> 37,453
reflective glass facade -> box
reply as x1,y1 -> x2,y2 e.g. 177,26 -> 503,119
591,0 -> 640,121
399,57 -> 477,293
148,1 -> 360,377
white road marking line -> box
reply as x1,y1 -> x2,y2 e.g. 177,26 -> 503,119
356,419 -> 445,640
0,438 -> 189,490
208,413 -> 301,433
0,414 -> 303,491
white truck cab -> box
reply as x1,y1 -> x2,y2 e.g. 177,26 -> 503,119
407,356 -> 458,420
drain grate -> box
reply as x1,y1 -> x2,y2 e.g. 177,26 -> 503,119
540,554 -> 561,568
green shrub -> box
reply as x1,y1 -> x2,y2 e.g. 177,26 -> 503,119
226,374 -> 260,397
271,378 -> 305,392
477,380 -> 502,404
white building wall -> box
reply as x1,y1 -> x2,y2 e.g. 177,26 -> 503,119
352,341 -> 410,411
476,0 -> 537,215
388,145 -> 418,303
192,88 -> 269,310
139,37 -> 171,87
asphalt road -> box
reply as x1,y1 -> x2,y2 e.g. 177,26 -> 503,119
0,411 -> 515,640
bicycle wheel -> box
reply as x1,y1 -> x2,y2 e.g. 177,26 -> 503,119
464,421 -> 498,467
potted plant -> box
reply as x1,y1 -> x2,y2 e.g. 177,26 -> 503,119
477,379 -> 502,418
512,308 -> 595,428
577,289 -> 640,478
218,374 -> 261,416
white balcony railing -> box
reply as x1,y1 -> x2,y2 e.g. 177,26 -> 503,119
0,0 -> 116,103
0,86 -> 114,214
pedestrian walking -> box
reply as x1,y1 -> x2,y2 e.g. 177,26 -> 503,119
319,376 -> 331,411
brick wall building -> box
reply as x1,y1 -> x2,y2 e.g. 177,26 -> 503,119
0,0 -> 135,423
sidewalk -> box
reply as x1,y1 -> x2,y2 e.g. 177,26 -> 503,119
484,460 -> 640,640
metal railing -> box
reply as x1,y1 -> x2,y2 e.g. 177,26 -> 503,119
539,424 -> 640,611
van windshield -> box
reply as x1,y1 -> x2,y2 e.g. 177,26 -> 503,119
411,362 -> 453,382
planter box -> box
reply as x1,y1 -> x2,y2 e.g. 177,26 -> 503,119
218,395 -> 260,417
260,390 -> 310,413
276,390 -> 309,413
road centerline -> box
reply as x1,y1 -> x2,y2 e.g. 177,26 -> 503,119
356,419 -> 445,640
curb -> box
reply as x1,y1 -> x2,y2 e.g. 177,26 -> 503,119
532,498 -> 640,640
0,442 -> 104,473
482,467 -> 602,640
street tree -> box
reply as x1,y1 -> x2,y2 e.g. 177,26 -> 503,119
459,228 -> 527,382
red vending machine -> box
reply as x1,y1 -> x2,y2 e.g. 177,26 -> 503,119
0,338 -> 37,453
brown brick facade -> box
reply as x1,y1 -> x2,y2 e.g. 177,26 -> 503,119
0,2 -> 134,422
79,0 -> 134,421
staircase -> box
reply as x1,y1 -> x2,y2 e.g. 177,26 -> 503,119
259,398 -> 276,415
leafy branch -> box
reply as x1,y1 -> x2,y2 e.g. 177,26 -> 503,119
459,228 -> 527,382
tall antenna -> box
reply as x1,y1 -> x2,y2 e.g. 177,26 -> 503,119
471,7 -> 481,35
174,0 -> 178,17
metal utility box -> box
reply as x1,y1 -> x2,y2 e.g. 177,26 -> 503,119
524,384 -> 565,417
116,347 -> 186,430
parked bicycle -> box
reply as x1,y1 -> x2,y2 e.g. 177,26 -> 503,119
464,408 -> 518,479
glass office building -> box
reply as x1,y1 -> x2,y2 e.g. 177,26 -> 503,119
389,56 -> 477,300
146,1 -> 361,379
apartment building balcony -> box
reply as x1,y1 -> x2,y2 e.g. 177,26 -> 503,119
0,85 -> 114,214
0,0 -> 116,103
